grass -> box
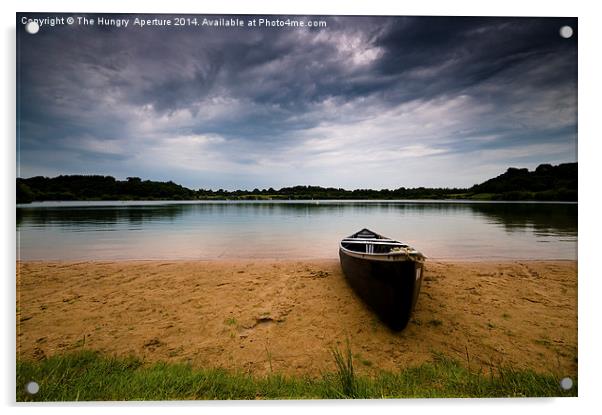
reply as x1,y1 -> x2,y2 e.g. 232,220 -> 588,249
465,193 -> 495,200
16,349 -> 577,401
535,338 -> 552,347
428,319 -> 443,327
224,317 -> 237,326
330,339 -> 356,397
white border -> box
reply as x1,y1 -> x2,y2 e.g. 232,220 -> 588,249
3,1 -> 600,414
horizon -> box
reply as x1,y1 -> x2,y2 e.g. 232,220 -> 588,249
17,160 -> 576,192
17,14 -> 577,190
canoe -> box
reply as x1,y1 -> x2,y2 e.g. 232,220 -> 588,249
339,228 -> 426,331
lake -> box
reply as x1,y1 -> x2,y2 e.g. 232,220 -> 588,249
16,200 -> 577,261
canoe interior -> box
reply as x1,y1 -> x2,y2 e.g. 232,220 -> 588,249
340,240 -> 408,254
341,228 -> 411,255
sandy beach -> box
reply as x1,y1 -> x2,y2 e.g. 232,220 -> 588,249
16,259 -> 577,378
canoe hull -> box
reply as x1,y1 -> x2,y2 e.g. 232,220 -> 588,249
339,249 -> 423,331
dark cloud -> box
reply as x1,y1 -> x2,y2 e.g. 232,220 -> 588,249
17,14 -> 577,189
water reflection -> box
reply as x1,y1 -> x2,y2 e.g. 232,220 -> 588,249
16,201 -> 577,260
17,204 -> 185,229
17,201 -> 577,235
468,202 -> 576,237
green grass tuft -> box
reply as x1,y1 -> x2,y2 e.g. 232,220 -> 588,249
16,349 -> 577,401
224,317 -> 237,326
428,319 -> 443,327
330,339 -> 356,398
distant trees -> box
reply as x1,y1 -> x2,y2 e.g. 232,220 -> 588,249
16,162 -> 577,204
16,181 -> 35,204
469,162 -> 577,201
16,175 -> 195,203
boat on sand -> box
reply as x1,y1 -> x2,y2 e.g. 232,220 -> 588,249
339,228 -> 426,331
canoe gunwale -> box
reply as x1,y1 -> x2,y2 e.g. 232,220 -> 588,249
339,229 -> 426,262
339,245 -> 425,262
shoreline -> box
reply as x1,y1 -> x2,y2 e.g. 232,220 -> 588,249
17,259 -> 577,378
18,199 -> 579,206
16,257 -> 578,263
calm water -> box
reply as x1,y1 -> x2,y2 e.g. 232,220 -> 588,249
16,200 -> 577,260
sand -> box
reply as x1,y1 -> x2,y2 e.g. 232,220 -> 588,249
16,260 -> 577,378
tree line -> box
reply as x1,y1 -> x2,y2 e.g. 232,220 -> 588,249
469,163 -> 577,201
16,162 -> 577,204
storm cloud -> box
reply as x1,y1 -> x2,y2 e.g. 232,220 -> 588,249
17,14 -> 577,189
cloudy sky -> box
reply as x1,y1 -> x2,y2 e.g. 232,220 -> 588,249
17,14 -> 577,190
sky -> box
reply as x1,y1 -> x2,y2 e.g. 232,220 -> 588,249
17,14 -> 577,190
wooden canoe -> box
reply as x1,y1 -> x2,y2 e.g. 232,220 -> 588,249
339,228 -> 426,331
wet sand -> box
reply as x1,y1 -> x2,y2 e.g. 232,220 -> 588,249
16,260 -> 577,378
